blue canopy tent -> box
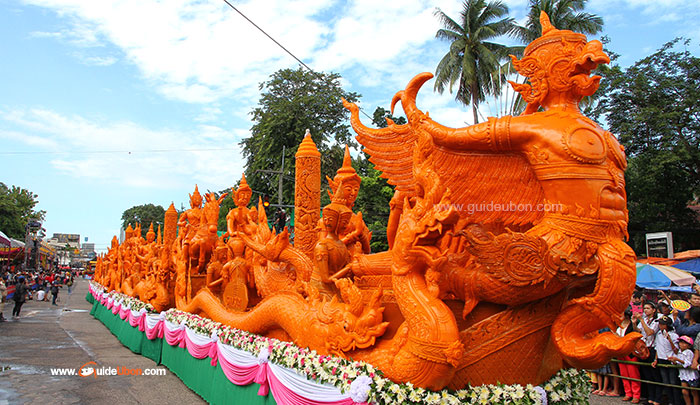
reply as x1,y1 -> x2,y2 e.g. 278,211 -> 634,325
674,258 -> 700,275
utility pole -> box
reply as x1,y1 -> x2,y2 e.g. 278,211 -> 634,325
257,145 -> 294,207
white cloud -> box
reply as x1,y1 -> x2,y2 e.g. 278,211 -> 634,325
0,107 -> 246,190
19,0 -> 470,107
75,54 -> 118,66
21,0 -> 334,104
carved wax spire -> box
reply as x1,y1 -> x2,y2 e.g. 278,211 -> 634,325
336,145 -> 360,182
328,145 -> 361,200
164,202 -> 178,247
295,128 -> 321,258
540,11 -> 555,35
157,224 -> 162,245
296,129 -> 321,158
190,185 -> 202,208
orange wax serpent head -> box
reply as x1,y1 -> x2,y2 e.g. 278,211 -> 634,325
509,11 -> 610,114
234,174 -> 252,208
327,145 -> 360,209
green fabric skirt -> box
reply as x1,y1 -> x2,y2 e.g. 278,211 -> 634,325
87,295 -> 276,404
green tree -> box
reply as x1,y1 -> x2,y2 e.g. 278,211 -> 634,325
372,107 -> 407,127
594,39 -> 700,253
0,183 -> 45,240
433,0 -> 516,124
241,67 -> 360,206
121,204 -> 166,238
512,0 -> 603,45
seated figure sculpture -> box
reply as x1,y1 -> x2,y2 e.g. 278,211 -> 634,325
319,146 -> 371,256
314,183 -> 353,285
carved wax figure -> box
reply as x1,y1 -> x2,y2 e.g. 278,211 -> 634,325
206,245 -> 228,296
322,145 -> 371,255
178,185 -> 203,244
226,174 -> 255,241
314,182 -> 353,284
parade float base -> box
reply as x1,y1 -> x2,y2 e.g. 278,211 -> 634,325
86,283 -> 593,405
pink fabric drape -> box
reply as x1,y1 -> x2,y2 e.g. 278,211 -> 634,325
216,348 -> 259,386
119,307 -> 129,320
144,320 -> 164,340
183,330 -> 218,367
128,312 -> 140,328
164,325 -> 185,347
137,314 -> 146,332
267,369 -> 356,405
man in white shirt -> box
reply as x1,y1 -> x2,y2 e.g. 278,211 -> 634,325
652,316 -> 682,405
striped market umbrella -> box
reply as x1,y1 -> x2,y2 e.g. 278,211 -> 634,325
636,263 -> 697,290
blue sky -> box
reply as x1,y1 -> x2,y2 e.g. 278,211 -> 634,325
1,0 -> 698,252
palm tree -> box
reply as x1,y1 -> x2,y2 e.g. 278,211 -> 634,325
433,0 -> 516,124
512,0 -> 603,45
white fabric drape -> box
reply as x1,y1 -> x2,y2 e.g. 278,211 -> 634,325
269,363 -> 351,402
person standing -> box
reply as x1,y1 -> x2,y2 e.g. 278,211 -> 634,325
652,316 -> 682,405
0,277 -> 7,322
12,277 -> 27,319
66,275 -> 73,295
633,302 -> 662,405
50,282 -> 59,306
274,208 -> 287,233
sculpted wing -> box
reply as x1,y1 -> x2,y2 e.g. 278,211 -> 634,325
344,73 -> 545,229
342,98 -> 416,193
431,149 -> 544,227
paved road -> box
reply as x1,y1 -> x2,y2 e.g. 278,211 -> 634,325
0,278 -> 204,405
0,278 -> 650,405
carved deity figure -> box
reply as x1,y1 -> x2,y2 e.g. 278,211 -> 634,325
314,183 -> 353,285
177,185 -> 219,275
319,146 -> 371,256
226,174 -> 256,253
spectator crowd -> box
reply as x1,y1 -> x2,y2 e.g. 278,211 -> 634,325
592,287 -> 700,405
0,270 -> 74,321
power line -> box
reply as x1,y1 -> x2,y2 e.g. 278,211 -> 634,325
0,147 -> 240,155
221,0 -> 374,121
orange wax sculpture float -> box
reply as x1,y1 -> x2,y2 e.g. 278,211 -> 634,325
94,12 -> 639,390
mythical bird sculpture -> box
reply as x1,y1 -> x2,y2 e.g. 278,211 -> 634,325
343,11 -> 640,384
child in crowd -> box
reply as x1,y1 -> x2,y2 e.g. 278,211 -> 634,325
669,336 -> 699,405
631,291 -> 644,316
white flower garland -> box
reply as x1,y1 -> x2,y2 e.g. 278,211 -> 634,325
88,281 -> 591,404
